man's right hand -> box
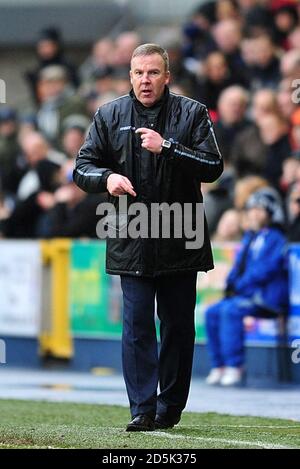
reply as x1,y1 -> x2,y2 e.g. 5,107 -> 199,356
106,174 -> 136,197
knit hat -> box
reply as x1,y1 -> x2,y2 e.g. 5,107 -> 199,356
245,187 -> 285,225
38,27 -> 61,44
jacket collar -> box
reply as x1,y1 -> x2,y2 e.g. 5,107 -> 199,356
130,86 -> 170,114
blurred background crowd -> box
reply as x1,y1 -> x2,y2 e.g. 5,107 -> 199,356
1,0 -> 300,242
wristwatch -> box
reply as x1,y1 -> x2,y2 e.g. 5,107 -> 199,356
161,139 -> 172,154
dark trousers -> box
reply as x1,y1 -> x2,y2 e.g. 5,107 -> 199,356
120,273 -> 197,421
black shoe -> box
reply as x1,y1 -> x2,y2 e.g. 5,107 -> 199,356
126,414 -> 155,432
154,414 -> 178,429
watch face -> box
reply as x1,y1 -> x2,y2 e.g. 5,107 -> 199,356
163,140 -> 171,148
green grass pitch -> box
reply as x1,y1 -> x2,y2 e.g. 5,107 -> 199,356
0,400 -> 299,449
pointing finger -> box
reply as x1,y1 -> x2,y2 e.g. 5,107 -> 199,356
135,128 -> 150,135
124,185 -> 137,197
121,179 -> 136,197
122,176 -> 134,189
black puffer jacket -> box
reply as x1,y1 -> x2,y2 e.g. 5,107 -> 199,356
73,88 -> 223,276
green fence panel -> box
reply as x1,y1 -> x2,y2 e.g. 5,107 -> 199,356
70,241 -> 123,338
69,241 -> 236,342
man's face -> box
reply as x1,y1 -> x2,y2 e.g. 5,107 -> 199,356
130,53 -> 170,107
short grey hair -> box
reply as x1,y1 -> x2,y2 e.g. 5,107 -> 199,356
131,43 -> 169,71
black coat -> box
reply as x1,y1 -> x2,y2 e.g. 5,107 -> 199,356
73,88 -> 223,276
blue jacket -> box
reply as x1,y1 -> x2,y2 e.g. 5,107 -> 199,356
226,227 -> 289,313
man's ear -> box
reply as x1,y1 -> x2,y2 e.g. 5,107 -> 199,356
129,70 -> 133,85
165,71 -> 170,85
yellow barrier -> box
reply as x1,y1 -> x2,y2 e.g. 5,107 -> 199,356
40,239 -> 73,359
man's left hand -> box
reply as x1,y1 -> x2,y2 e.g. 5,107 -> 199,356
135,128 -> 163,154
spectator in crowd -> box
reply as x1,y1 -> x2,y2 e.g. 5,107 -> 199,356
91,66 -> 115,97
79,37 -> 115,86
212,208 -> 242,242
111,67 -> 131,96
287,24 -> 300,50
18,114 -> 38,140
244,34 -> 281,90
272,2 -> 299,48
197,51 -> 245,113
241,1 -> 273,37
36,161 -> 107,238
0,192 -> 11,237
88,92 -> 119,116
205,187 -> 288,386
251,88 -> 280,122
189,1 -> 217,31
36,65 -> 88,147
234,175 -> 269,210
287,181 -> 300,242
280,154 -> 300,194
2,132 -> 62,238
203,169 -> 235,234
215,0 -> 240,22
291,107 -> 300,152
206,174 -> 270,236
277,77 -> 298,120
280,49 -> 300,78
212,19 -> 248,85
157,35 -> 198,98
214,85 -> 251,163
61,115 -> 90,160
16,132 -> 58,201
0,107 -> 22,195
257,112 -> 291,188
25,27 -> 78,103
182,2 -> 216,63
230,89 -> 279,177
112,31 -> 141,68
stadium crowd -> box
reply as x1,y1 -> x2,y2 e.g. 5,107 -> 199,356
1,0 -> 300,241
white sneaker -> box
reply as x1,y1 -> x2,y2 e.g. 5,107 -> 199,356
205,367 -> 224,385
220,367 -> 243,386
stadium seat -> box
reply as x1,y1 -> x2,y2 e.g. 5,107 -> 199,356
254,307 -> 291,382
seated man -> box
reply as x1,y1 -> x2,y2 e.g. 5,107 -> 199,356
205,188 -> 289,386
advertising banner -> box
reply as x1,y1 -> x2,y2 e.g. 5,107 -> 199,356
69,241 -> 300,345
70,241 -> 122,338
288,244 -> 300,342
0,241 -> 42,337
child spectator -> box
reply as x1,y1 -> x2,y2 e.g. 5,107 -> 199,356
205,187 -> 288,386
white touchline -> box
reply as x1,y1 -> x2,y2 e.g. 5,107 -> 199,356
88,427 -> 297,449
179,424 -> 300,429
148,431 -> 292,449
0,443 -> 62,449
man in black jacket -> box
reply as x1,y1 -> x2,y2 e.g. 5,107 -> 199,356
73,44 -> 223,431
